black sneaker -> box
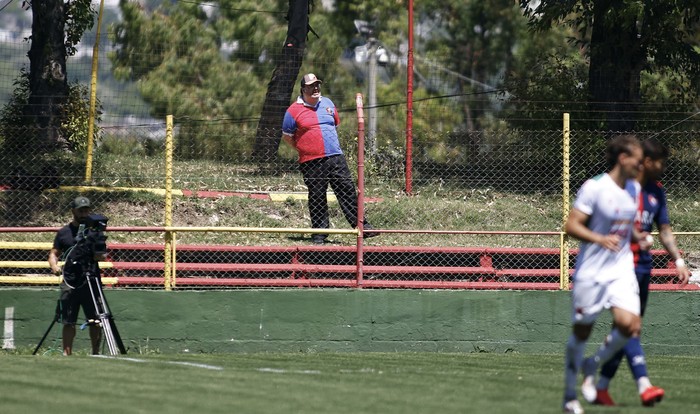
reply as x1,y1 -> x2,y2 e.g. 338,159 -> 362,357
311,235 -> 327,245
363,224 -> 380,238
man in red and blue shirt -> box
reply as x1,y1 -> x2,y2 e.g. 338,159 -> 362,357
590,138 -> 690,407
282,73 -> 377,244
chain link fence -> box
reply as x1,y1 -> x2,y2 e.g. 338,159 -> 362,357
0,6 -> 698,290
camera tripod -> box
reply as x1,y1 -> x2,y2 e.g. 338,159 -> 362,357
86,271 -> 127,355
33,273 -> 126,356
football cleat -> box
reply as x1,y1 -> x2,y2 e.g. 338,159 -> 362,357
640,385 -> 665,406
563,399 -> 585,414
593,389 -> 616,406
580,357 -> 597,403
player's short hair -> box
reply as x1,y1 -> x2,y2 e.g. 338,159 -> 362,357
642,137 -> 669,161
605,134 -> 641,169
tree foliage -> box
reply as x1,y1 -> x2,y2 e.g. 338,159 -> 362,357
108,0 -> 699,165
64,0 -> 97,56
110,0 -> 289,159
0,0 -> 98,188
520,0 -> 700,132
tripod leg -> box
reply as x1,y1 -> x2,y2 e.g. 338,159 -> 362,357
33,301 -> 60,355
32,318 -> 57,355
86,277 -> 107,353
87,275 -> 125,355
96,281 -> 127,354
109,317 -> 127,354
100,317 -> 119,355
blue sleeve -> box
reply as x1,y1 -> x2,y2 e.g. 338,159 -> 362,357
282,111 -> 296,135
655,187 -> 670,227
624,179 -> 638,200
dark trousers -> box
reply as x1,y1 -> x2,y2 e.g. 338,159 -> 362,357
300,155 -> 366,234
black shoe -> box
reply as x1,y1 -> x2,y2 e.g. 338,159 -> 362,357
311,235 -> 327,245
363,224 -> 380,238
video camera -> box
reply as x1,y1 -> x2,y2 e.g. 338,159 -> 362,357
67,213 -> 109,273
85,213 -> 108,233
81,213 -> 109,255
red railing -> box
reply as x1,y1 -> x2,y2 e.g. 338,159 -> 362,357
0,228 -> 695,291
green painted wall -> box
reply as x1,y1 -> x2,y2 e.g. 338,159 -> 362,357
1,289 -> 698,354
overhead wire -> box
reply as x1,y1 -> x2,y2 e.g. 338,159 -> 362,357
0,0 -> 15,13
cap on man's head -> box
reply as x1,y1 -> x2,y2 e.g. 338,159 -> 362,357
71,196 -> 90,209
300,73 -> 322,87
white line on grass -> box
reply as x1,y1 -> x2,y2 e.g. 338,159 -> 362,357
167,361 -> 224,370
92,355 -> 224,371
3,307 -> 14,349
339,368 -> 383,374
256,367 -> 321,375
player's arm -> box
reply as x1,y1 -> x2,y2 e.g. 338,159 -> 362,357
632,228 -> 653,251
565,208 -> 621,251
658,223 -> 690,285
48,248 -> 62,276
281,133 -> 294,148
281,111 -> 297,148
333,105 -> 340,126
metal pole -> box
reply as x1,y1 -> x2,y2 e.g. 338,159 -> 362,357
561,113 -> 571,290
85,0 -> 105,182
368,40 -> 378,155
355,93 -> 365,287
405,0 -> 414,194
164,115 -> 174,291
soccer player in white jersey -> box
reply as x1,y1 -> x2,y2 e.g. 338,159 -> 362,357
562,135 -> 644,414
589,138 -> 690,407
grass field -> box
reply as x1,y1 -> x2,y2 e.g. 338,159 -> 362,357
1,352 -> 698,413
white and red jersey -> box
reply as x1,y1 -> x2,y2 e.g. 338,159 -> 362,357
572,173 -> 640,283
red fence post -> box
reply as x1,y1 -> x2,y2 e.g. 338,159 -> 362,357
405,0 -> 414,195
355,93 -> 366,287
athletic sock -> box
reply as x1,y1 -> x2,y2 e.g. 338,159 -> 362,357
624,337 -> 650,383
599,348 -> 624,387
597,375 -> 612,390
637,376 -> 652,394
564,334 -> 586,400
592,328 -> 629,368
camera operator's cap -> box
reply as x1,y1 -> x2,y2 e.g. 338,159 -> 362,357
70,196 -> 90,209
300,73 -> 322,87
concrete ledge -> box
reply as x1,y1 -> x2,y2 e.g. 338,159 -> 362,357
1,289 -> 697,354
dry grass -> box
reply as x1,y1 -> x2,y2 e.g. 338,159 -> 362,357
1,153 -> 697,253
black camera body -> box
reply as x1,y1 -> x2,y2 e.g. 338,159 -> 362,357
64,214 -> 109,282
85,213 -> 108,233
83,213 -> 108,255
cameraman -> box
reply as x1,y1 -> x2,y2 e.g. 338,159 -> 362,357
48,196 -> 104,356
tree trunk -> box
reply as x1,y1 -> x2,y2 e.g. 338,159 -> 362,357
588,0 -> 645,133
27,0 -> 70,152
252,46 -> 304,162
252,0 -> 309,163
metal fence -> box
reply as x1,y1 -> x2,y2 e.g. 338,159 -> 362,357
0,112 -> 697,290
0,4 -> 698,290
